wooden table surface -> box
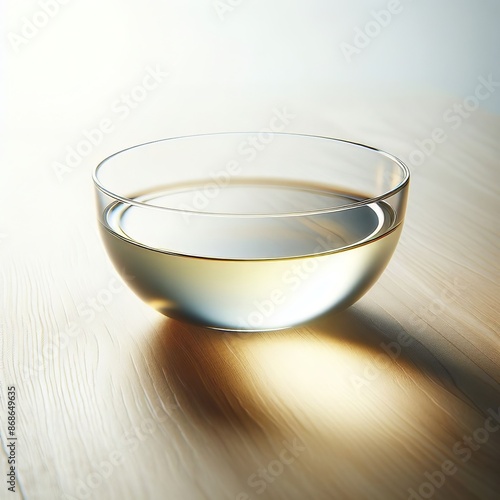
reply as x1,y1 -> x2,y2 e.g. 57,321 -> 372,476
1,89 -> 499,500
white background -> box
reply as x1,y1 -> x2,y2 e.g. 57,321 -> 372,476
2,0 -> 499,214
5,0 -> 500,112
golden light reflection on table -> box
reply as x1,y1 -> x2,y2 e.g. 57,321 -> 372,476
155,308 -> 429,428
239,332 -> 402,428
141,306 -> 499,499
159,318 -> 412,434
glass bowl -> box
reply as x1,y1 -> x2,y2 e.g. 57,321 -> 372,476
93,132 -> 409,331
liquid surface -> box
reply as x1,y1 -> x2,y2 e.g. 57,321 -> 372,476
105,183 -> 393,260
101,182 -> 402,330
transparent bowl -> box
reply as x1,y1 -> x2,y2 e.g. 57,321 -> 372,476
94,132 -> 409,331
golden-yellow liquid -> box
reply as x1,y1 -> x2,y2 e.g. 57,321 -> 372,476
100,183 -> 402,330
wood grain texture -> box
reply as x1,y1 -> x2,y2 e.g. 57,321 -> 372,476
1,93 -> 499,500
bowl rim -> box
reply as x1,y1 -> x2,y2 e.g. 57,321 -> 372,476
93,132 -> 410,218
